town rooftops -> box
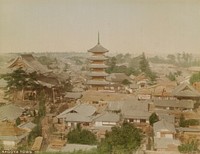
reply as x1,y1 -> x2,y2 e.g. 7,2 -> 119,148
64,92 -> 82,99
57,103 -> 96,119
154,100 -> 194,109
0,103 -> 24,121
64,113 -> 92,122
93,112 -> 120,122
8,54 -> 51,74
172,83 -> 200,98
153,119 -> 176,133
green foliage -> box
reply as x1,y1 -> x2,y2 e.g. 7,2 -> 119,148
149,112 -> 159,126
16,117 -> 21,126
67,125 -> 97,145
98,122 -> 143,153
122,79 -> 131,85
0,68 -> 39,98
166,72 -> 176,81
179,114 -> 200,127
190,72 -> 200,84
178,140 -> 200,153
139,53 -> 150,73
139,53 -> 157,81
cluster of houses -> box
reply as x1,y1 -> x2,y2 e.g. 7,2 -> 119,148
0,39 -> 200,152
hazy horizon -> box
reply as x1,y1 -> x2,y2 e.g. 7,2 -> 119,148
1,0 -> 200,54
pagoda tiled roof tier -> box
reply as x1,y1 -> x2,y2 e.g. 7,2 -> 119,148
88,72 -> 108,77
88,64 -> 108,69
88,56 -> 108,61
88,44 -> 109,53
87,80 -> 109,85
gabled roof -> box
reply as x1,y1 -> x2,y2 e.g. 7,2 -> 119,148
0,104 -> 24,121
107,100 -> 150,117
8,54 -> 51,74
64,113 -> 92,122
154,100 -> 194,109
88,44 -> 109,53
153,119 -> 176,133
93,112 -> 120,122
172,83 -> 200,98
57,103 -> 96,119
157,113 -> 175,124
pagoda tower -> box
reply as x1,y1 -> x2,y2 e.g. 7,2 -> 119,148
87,34 -> 109,90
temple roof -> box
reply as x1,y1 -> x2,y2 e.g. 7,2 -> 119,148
88,64 -> 108,69
88,56 -> 108,61
87,80 -> 109,85
172,83 -> 200,98
8,54 -> 51,74
88,44 -> 109,53
88,72 -> 108,77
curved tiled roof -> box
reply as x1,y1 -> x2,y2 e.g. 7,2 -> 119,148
88,64 -> 108,69
88,44 -> 109,53
88,72 -> 108,77
88,56 -> 108,61
87,80 -> 109,85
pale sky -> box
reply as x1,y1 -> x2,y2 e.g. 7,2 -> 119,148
0,0 -> 200,54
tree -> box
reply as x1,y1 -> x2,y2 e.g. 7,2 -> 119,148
139,53 -> 157,81
167,54 -> 176,64
139,53 -> 150,73
0,68 -> 38,100
106,57 -> 117,73
67,124 -> 97,145
190,72 -> 200,84
166,72 -> 176,81
98,122 -> 143,153
149,112 -> 159,126
178,140 -> 200,153
122,79 -> 131,85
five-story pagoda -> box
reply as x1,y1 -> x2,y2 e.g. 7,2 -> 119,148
87,34 -> 109,90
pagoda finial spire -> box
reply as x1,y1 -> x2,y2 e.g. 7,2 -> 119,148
98,32 -> 100,44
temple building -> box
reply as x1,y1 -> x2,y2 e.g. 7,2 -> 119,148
87,34 -> 109,90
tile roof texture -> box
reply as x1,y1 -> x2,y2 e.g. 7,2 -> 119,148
172,83 -> 200,97
0,103 -> 24,121
8,54 -> 50,74
88,44 -> 109,53
153,119 -> 176,133
93,112 -> 120,122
